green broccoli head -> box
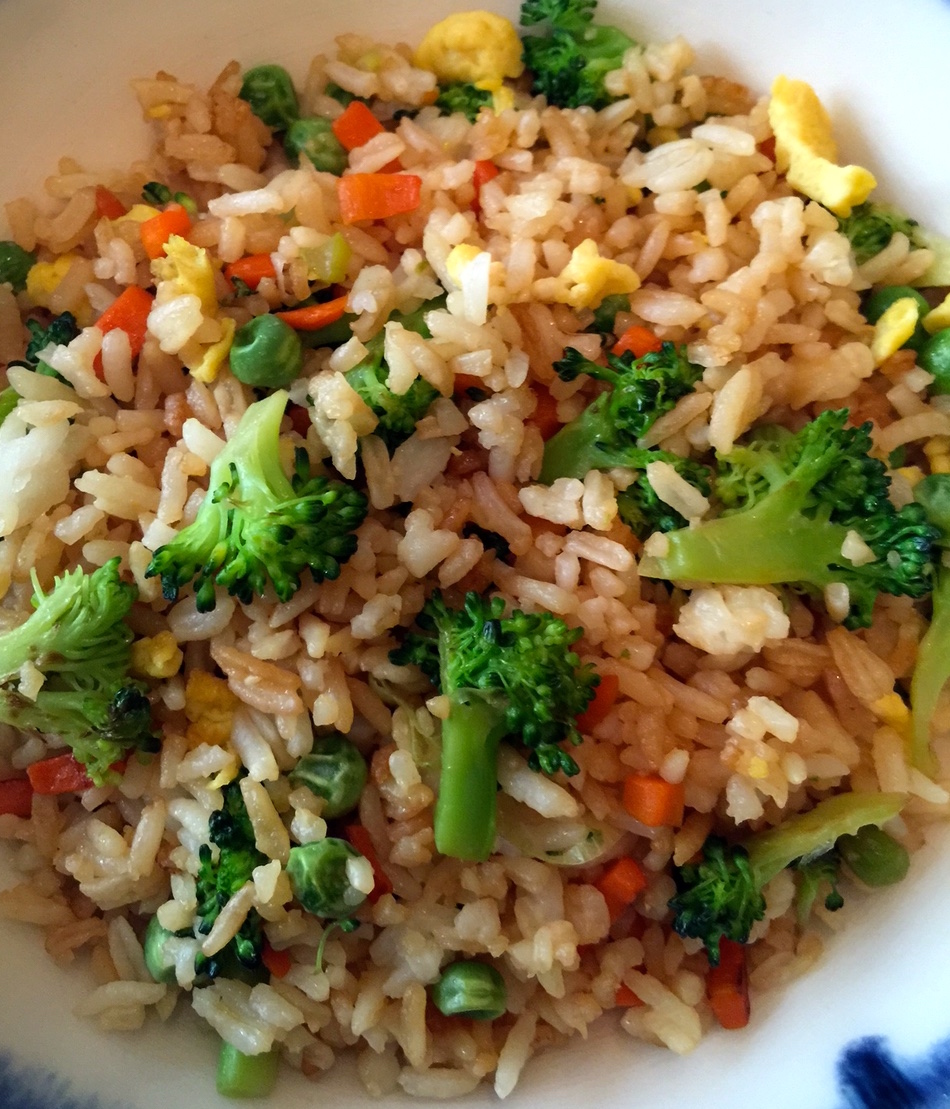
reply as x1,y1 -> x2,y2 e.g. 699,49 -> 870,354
616,452 -> 711,538
146,390 -> 368,612
195,780 -> 267,974
0,559 -> 155,784
539,342 -> 704,483
640,408 -> 940,628
837,201 -> 922,266
435,83 -> 494,122
520,0 -> 636,109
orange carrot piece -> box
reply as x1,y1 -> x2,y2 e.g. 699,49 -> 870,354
622,773 -> 685,828
527,386 -> 561,440
0,778 -> 33,817
707,938 -> 751,1030
337,173 -> 422,224
331,100 -> 384,151
614,982 -> 645,1007
95,185 -> 128,220
261,942 -> 293,979
576,671 -> 620,732
224,253 -> 277,291
95,285 -> 155,357
139,203 -> 192,259
344,822 -> 393,903
471,159 -> 500,215
275,295 -> 349,331
27,754 -> 94,795
453,372 -> 487,395
595,855 -> 647,920
612,325 -> 663,359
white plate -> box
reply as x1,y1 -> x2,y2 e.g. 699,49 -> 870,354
1,1 -> 949,1106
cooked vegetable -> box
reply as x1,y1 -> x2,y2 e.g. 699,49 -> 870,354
639,408 -> 940,629
143,915 -> 178,984
216,1042 -> 280,1099
224,253 -> 277,291
0,386 -> 19,427
668,791 -> 906,963
288,733 -> 368,819
430,960 -> 507,1020
284,117 -> 347,174
331,100 -> 385,150
195,780 -> 266,975
10,310 -> 79,381
837,824 -> 910,887
286,837 -> 370,918
615,452 -> 712,539
389,591 -> 599,860
229,314 -> 304,388
337,173 -> 423,223
920,328 -> 950,393
239,64 -> 299,130
139,203 -> 192,260
274,294 -> 349,331
910,473 -> 950,770
0,559 -> 154,785
26,752 -> 118,794
838,201 -> 922,266
0,239 -> 36,292
538,343 -> 704,483
622,773 -> 685,828
594,855 -> 648,920
705,938 -> 750,1030
519,0 -> 636,109
863,284 -> 930,352
145,390 -> 368,611
94,285 -> 155,364
435,82 -> 493,121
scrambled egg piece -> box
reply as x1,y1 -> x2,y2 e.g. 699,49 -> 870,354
130,631 -> 184,680
184,670 -> 239,749
116,203 -> 161,225
870,297 -> 920,366
924,292 -> 950,335
554,239 -> 641,309
924,437 -> 950,475
414,11 -> 524,96
871,693 -> 912,744
768,75 -> 876,217
26,255 -> 80,307
445,243 -> 484,285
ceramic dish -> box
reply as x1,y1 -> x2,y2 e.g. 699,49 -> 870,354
1,1 -> 949,1106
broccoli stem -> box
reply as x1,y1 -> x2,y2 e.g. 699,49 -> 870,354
537,396 -> 615,483
745,791 -> 906,886
434,693 -> 507,861
216,1041 -> 279,1099
638,481 -> 850,586
910,572 -> 950,775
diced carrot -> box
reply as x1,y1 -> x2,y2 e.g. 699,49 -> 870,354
0,777 -> 33,817
139,203 -> 192,259
344,822 -> 393,903
261,941 -> 292,979
576,671 -> 620,732
95,185 -> 128,220
224,253 -> 277,291
595,855 -> 647,920
93,285 -> 155,377
612,325 -> 663,359
331,100 -> 384,151
706,938 -> 751,1030
622,773 -> 685,828
337,173 -> 422,224
614,982 -> 645,1007
275,295 -> 349,331
287,403 -> 312,437
527,386 -> 561,440
471,159 -> 500,215
27,753 -> 94,795
453,372 -> 487,395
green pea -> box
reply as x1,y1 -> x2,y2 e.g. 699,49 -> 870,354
0,240 -> 36,293
143,914 -> 178,984
862,285 -> 930,352
288,733 -> 368,819
837,824 -> 910,887
239,64 -> 299,131
430,960 -> 507,1020
284,117 -> 347,175
216,1041 -> 280,1099
286,837 -> 368,918
920,329 -> 950,395
229,314 -> 304,388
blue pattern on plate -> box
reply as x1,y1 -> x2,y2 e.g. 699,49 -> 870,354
835,1035 -> 950,1108
0,1049 -> 129,1109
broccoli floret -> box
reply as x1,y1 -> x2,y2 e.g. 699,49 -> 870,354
8,311 -> 80,381
837,201 -> 922,266
669,792 -> 905,963
0,559 -> 155,784
538,343 -> 704,483
794,849 -> 844,926
616,451 -> 711,538
639,408 -> 940,629
389,592 -> 599,860
910,473 -> 950,772
585,293 -> 630,339
344,298 -> 444,452
519,0 -> 636,110
435,83 -> 494,122
195,780 -> 266,974
146,390 -> 368,612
